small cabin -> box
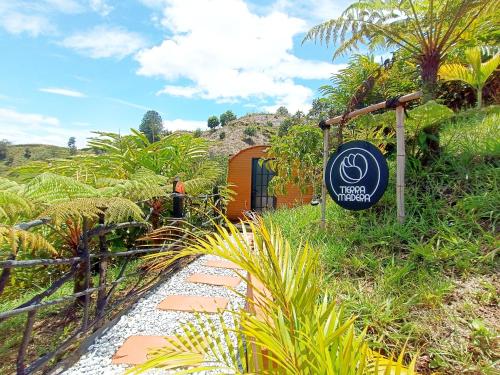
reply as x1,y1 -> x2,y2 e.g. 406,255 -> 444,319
226,145 -> 313,221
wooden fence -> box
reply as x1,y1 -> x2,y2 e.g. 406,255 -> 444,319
0,191 -> 224,374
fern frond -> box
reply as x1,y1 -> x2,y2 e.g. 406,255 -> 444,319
39,197 -> 144,225
0,191 -> 33,221
0,225 -> 57,255
23,173 -> 98,203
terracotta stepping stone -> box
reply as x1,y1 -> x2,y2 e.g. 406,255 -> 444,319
112,335 -> 174,365
157,295 -> 229,313
204,259 -> 242,270
187,273 -> 241,288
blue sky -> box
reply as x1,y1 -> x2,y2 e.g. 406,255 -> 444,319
0,0 -> 353,147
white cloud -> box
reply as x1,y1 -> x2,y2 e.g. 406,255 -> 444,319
0,11 -> 54,36
105,97 -> 154,112
0,107 -> 92,148
60,25 -> 146,59
89,0 -> 113,16
44,0 -> 85,13
136,0 -> 343,112
163,119 -> 206,132
39,87 -> 87,97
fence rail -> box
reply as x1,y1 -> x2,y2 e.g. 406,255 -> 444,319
0,190 -> 224,374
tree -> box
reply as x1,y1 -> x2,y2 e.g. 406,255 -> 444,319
267,125 -> 323,195
439,47 -> 500,108
23,148 -> 31,159
219,110 -> 237,126
304,0 -> 493,100
68,137 -> 77,155
308,98 -> 334,120
0,139 -> 9,160
207,115 -> 220,130
276,106 -> 289,116
140,110 -> 163,143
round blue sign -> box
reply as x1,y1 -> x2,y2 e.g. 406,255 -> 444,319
325,140 -> 389,211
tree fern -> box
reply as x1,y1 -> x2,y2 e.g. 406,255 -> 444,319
303,0 -> 494,99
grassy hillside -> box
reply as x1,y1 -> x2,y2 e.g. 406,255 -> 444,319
202,113 -> 285,156
264,106 -> 499,374
0,144 -> 71,177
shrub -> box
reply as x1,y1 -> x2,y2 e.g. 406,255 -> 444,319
219,131 -> 226,140
244,126 -> 257,137
193,128 -> 202,138
219,110 -> 237,126
207,116 -> 220,130
266,121 -> 273,127
276,106 -> 289,116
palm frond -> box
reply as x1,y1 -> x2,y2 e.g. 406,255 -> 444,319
135,219 -> 416,373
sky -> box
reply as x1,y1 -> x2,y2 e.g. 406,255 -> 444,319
0,0 -> 355,148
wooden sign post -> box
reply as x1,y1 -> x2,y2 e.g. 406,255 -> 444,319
320,91 -> 422,227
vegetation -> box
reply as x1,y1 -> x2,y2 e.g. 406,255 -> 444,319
139,110 -> 163,143
0,143 -> 71,177
219,110 -> 237,126
276,105 -> 289,116
243,125 -> 257,137
67,136 -> 77,155
207,115 -> 220,129
439,47 -> 500,108
267,125 -> 323,195
132,219 -> 416,374
304,0 -> 495,100
265,106 -> 499,374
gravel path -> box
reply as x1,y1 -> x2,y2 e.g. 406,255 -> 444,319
62,255 -> 247,375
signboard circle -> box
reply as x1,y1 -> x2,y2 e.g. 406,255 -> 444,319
325,140 -> 389,211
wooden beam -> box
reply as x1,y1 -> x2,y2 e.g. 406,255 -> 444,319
325,91 -> 422,125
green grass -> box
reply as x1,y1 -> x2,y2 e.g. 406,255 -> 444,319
264,106 -> 499,374
0,144 -> 71,177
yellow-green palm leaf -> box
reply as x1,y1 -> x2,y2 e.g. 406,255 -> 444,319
131,219 -> 416,374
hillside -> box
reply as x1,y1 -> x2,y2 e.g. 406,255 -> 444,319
0,144 -> 71,177
201,113 -> 286,156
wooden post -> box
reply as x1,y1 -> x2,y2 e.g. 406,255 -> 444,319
96,214 -> 108,324
320,121 -> 330,229
81,218 -> 90,330
17,310 -> 36,375
396,106 -> 406,224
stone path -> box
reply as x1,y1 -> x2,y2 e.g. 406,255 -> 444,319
62,255 -> 246,375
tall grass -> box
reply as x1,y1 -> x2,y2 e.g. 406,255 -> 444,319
264,106 -> 499,374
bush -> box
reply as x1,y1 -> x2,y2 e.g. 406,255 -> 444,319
278,118 -> 294,136
219,110 -> 237,126
207,116 -> 220,130
244,126 -> 257,137
193,128 -> 202,138
219,131 -> 226,140
266,121 -> 273,127
276,106 -> 289,116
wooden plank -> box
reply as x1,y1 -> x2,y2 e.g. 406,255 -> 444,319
396,106 -> 406,224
